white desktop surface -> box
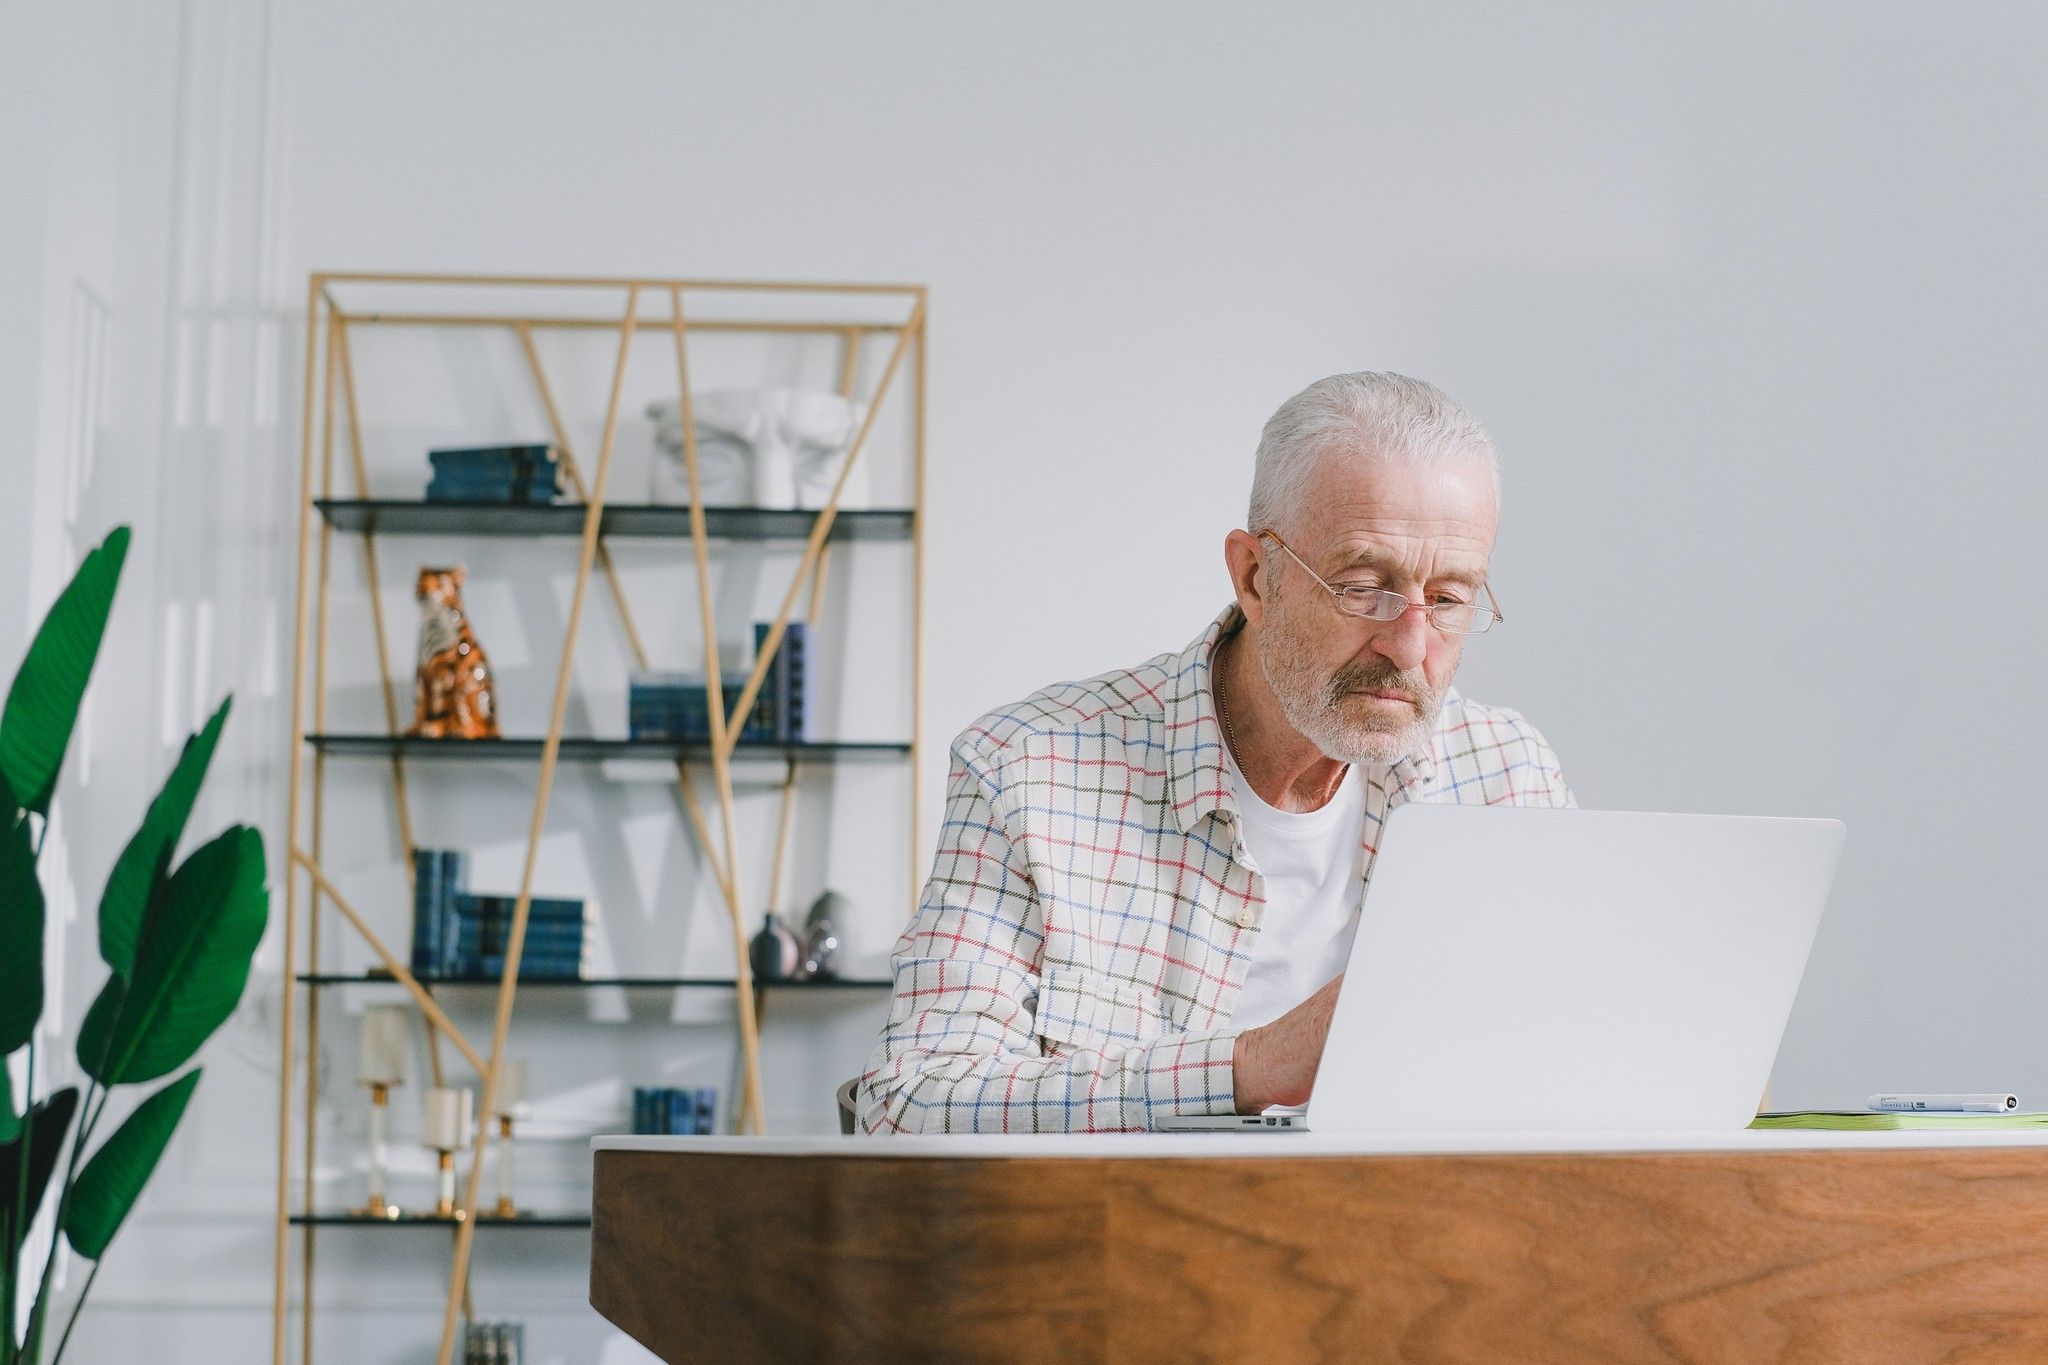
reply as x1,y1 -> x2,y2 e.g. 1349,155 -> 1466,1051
593,1129 -> 2048,1160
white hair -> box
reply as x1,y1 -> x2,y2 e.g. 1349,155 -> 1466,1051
1246,372 -> 1501,535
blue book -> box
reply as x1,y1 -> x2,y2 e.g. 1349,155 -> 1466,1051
692,1087 -> 718,1135
456,893 -> 586,924
632,1087 -> 654,1135
425,465 -> 558,487
459,919 -> 584,950
473,954 -> 582,981
409,850 -> 440,974
426,462 -> 559,485
456,920 -> 585,943
456,933 -> 584,961
753,622 -> 811,743
411,849 -> 469,975
428,444 -> 556,471
753,624 -> 784,743
425,455 -> 560,491
424,483 -> 560,503
443,852 -> 467,974
457,943 -> 584,968
648,1087 -> 670,1136
665,1088 -> 693,1137
784,621 -> 809,743
628,678 -> 777,744
424,479 -> 560,506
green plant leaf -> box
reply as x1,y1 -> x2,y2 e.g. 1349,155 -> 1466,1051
62,1070 -> 201,1260
0,803 -> 43,1054
0,1063 -> 17,1144
0,1086 -> 78,1234
76,826 -> 267,1086
0,526 -> 130,816
98,698 -> 233,980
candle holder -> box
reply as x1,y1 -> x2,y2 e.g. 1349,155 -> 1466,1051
491,1112 -> 520,1219
487,1060 -> 527,1220
351,1082 -> 402,1219
353,1004 -> 409,1219
422,1085 -> 473,1221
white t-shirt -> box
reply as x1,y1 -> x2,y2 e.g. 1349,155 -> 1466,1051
1223,747 -> 1369,1032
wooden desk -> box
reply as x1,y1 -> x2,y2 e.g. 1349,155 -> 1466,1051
590,1131 -> 2048,1362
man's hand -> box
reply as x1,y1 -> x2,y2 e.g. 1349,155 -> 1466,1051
1232,974 -> 1344,1113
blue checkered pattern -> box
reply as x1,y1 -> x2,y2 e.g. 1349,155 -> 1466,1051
858,605 -> 1573,1133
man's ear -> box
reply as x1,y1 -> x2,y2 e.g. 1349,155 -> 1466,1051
1224,529 -> 1270,629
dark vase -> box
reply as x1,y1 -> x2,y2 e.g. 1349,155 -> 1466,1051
749,911 -> 802,981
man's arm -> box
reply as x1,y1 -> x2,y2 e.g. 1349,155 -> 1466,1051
856,739 -> 1240,1133
1231,975 -> 1344,1112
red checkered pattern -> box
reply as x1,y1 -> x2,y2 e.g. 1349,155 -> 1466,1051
858,605 -> 1573,1133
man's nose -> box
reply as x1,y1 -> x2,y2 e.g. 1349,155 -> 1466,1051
1370,605 -> 1433,672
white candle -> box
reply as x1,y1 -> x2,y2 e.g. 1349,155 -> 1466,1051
358,1005 -> 408,1086
423,1086 -> 472,1151
494,1060 -> 527,1117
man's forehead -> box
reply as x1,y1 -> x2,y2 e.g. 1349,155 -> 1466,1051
1321,533 -> 1492,585
1301,450 -> 1495,521
1291,460 -> 1498,579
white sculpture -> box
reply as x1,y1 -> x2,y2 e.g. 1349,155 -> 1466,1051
646,387 -> 870,510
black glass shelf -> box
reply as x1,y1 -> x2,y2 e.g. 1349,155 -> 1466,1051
314,499 -> 913,541
297,973 -> 892,990
290,1212 -> 590,1228
303,734 -> 907,762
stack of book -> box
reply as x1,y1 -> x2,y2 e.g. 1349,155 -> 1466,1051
456,894 -> 588,981
424,444 -> 563,504
409,849 -> 588,980
409,849 -> 469,976
632,1086 -> 719,1136
462,1321 -> 525,1365
625,621 -> 811,745
627,672 -> 777,745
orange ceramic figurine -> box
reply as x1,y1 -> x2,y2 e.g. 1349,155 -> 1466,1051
407,566 -> 500,739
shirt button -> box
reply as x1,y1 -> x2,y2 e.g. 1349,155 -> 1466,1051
1234,909 -> 1259,929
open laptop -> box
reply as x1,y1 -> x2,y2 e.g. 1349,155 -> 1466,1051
1159,805 -> 1844,1134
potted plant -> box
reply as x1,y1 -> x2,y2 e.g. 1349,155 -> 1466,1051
1,527 -> 268,1362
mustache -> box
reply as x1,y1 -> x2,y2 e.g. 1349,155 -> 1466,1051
1326,660 -> 1427,704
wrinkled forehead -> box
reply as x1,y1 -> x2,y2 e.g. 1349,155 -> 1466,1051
1284,451 -> 1499,575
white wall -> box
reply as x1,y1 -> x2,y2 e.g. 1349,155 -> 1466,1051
10,1 -> 2048,1360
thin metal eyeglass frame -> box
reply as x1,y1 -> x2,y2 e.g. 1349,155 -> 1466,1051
1253,529 -> 1505,635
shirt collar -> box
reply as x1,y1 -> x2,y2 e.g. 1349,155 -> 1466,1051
1164,603 -> 1444,834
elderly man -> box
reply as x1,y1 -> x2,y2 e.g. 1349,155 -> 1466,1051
859,372 -> 1572,1134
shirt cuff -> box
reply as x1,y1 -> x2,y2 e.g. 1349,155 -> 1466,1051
1139,1027 -> 1240,1128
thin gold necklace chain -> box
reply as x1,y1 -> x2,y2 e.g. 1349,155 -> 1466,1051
1216,632 -> 1240,754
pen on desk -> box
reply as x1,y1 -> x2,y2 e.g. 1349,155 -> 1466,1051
1866,1092 -> 2019,1113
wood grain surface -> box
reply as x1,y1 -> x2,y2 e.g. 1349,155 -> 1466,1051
590,1147 -> 2048,1363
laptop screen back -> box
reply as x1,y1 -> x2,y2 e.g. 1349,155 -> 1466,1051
1306,805 -> 1843,1133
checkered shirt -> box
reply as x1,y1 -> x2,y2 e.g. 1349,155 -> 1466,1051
858,604 -> 1574,1134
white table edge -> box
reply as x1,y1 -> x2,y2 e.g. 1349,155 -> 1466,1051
591,1129 -> 2048,1159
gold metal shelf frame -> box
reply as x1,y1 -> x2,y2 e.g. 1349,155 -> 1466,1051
273,270 -> 927,1365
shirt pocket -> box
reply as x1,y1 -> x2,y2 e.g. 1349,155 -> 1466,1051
1034,969 -> 1167,1057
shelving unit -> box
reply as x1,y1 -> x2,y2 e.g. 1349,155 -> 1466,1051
303,733 -> 910,761
274,271 -> 926,1365
296,973 -> 893,990
314,497 -> 915,540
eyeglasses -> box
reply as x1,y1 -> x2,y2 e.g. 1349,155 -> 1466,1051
1254,530 -> 1504,636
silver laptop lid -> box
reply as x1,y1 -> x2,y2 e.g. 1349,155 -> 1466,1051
1307,806 -> 1843,1133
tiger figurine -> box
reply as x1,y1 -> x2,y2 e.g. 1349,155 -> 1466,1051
406,565 -> 500,740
